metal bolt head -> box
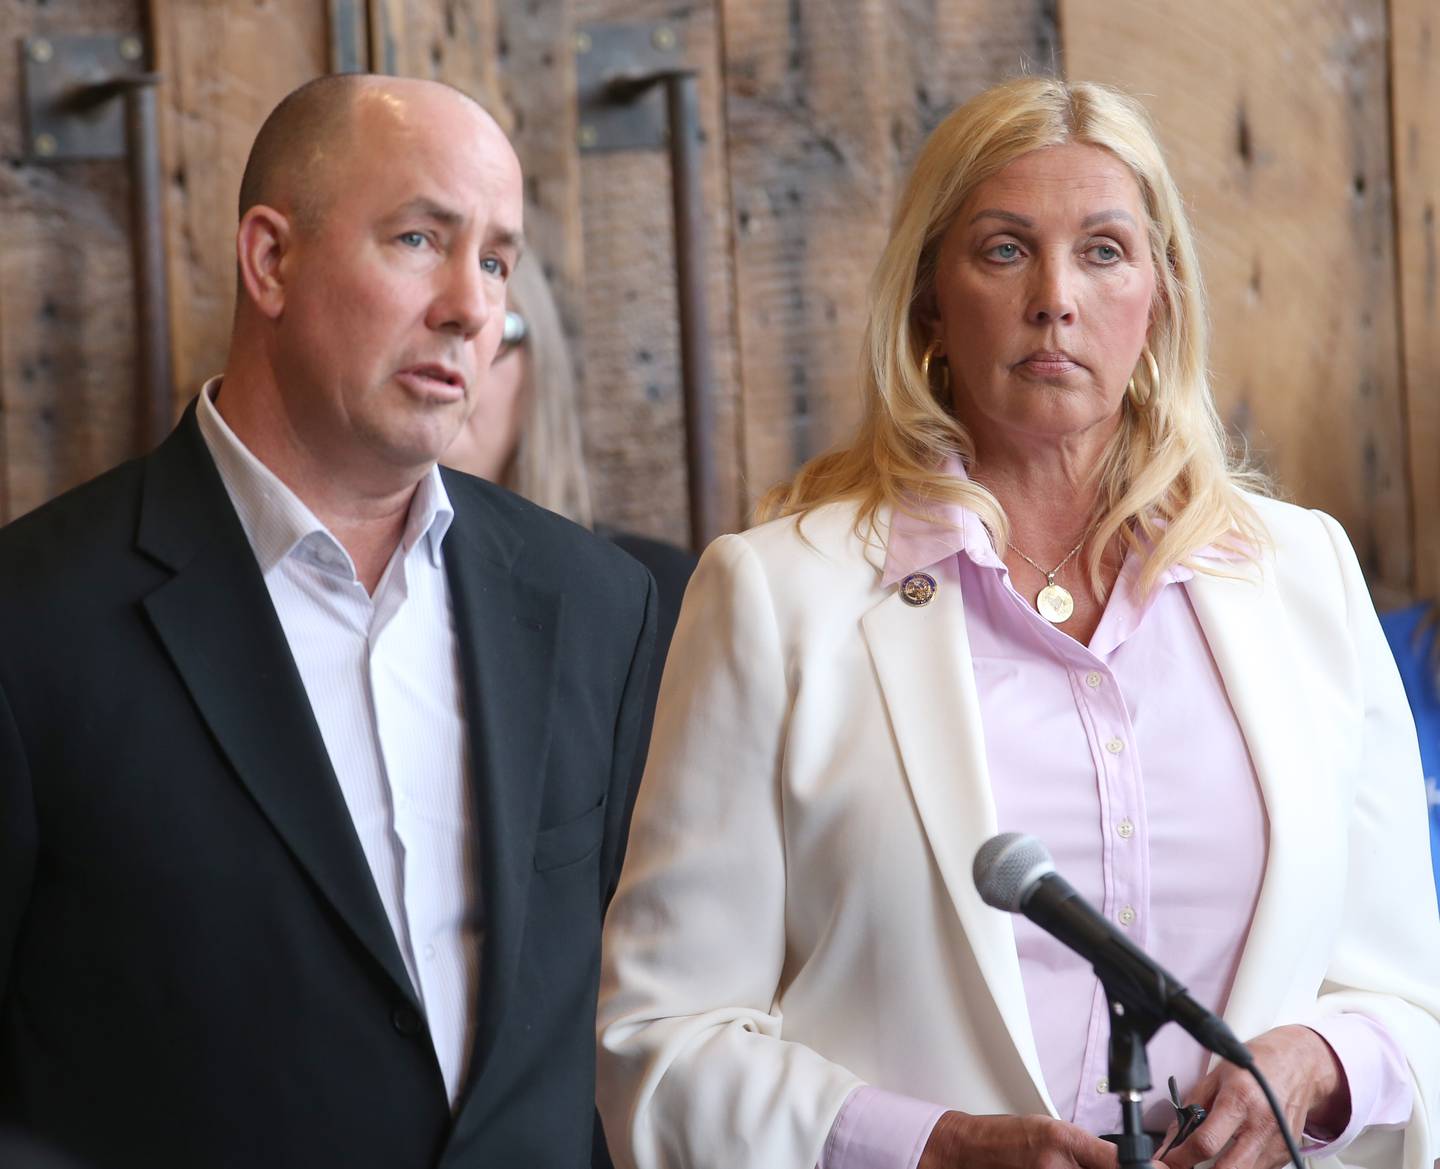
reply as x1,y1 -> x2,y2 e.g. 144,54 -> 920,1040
34,133 -> 58,158
119,36 -> 144,62
29,38 -> 54,64
578,125 -> 598,149
652,26 -> 677,52
574,31 -> 592,54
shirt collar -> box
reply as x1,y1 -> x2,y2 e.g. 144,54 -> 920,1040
881,458 -> 1001,587
880,455 -> 1200,590
404,465 -> 455,568
195,376 -> 454,576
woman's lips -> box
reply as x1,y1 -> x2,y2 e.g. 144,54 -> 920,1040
1017,351 -> 1081,376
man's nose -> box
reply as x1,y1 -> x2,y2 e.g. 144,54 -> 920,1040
1026,255 -> 1078,325
428,259 -> 491,340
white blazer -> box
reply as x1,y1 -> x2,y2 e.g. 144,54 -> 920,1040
597,495 -> 1440,1169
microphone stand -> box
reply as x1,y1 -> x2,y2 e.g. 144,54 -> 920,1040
1103,989 -> 1161,1169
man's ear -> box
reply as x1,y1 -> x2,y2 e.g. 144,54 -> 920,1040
236,205 -> 292,320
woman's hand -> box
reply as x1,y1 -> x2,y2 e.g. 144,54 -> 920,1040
1159,1025 -> 1349,1169
919,1110 -> 1119,1168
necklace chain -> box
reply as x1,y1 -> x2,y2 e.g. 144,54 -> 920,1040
1006,535 -> 1086,586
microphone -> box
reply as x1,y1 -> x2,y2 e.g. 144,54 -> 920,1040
973,832 -> 1253,1069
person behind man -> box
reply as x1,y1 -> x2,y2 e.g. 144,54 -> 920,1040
443,254 -> 698,753
0,74 -> 656,1169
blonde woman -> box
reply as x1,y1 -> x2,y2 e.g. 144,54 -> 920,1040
597,78 -> 1440,1169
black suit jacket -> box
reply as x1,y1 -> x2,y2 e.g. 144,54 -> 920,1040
0,408 -> 656,1169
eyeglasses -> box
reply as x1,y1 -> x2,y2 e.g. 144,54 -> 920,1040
1158,1075 -> 1208,1158
494,310 -> 528,362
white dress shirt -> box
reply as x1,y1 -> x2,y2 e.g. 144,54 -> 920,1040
197,378 -> 478,1106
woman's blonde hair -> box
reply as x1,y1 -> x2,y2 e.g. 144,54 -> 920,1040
503,255 -> 594,528
758,76 -> 1266,594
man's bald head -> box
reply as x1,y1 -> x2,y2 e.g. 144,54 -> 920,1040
237,73 -> 495,232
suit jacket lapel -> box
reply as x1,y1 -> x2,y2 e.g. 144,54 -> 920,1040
860,545 -> 1055,1116
437,481 -> 561,1109
1186,562 -> 1322,1046
136,410 -> 418,1007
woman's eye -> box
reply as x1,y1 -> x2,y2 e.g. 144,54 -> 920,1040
988,242 -> 1022,262
1088,243 -> 1121,263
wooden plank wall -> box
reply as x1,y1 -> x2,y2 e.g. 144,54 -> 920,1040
151,0 -> 329,411
1391,0 -> 1440,599
1062,0 -> 1412,593
1,0 -> 1437,601
0,0 -> 146,518
368,0 -> 500,120
569,0 -> 742,545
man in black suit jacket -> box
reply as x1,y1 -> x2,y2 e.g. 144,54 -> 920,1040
0,75 -> 655,1169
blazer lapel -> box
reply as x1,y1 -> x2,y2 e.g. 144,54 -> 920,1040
1186,563 -> 1323,1046
860,547 -> 1055,1116
136,411 -> 418,1006
437,485 -> 561,1109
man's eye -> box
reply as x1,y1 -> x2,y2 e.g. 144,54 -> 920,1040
398,231 -> 427,248
481,256 -> 507,277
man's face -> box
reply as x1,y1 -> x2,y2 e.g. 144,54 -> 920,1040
271,85 -> 524,487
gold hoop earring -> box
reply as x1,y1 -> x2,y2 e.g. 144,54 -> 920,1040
921,341 -> 950,393
1128,347 -> 1159,408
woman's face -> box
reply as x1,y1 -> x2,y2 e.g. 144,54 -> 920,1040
928,143 -> 1157,456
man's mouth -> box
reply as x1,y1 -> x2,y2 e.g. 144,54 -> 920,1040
397,363 -> 467,397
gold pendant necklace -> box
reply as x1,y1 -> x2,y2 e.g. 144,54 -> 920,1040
1007,535 -> 1087,624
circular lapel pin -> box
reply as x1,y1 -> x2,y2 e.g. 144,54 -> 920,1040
899,571 -> 937,607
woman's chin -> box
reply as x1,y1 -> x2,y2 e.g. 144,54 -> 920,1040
966,400 -> 1124,454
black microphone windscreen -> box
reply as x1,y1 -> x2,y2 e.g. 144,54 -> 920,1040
973,832 -> 1055,912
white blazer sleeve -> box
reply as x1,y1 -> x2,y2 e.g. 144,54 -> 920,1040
1308,510 -> 1440,1168
597,532 -> 864,1169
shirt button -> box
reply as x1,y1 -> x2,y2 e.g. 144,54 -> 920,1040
1085,671 -> 1103,688
1116,819 -> 1135,839
423,944 -> 436,960
1105,738 -> 1125,754
1118,906 -> 1137,926
1097,1077 -> 1110,1094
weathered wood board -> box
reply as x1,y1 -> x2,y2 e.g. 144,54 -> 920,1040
1062,0 -> 1411,592
367,0 -> 500,115
1391,0 -> 1440,599
0,0 -> 147,520
150,0 -> 329,412
570,0 -> 742,546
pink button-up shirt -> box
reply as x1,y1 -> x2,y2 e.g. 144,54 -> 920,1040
819,483 -> 1409,1169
